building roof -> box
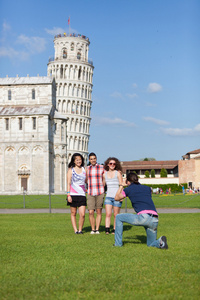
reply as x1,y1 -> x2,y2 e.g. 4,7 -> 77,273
121,160 -> 178,170
54,110 -> 68,121
186,149 -> 200,155
0,76 -> 52,85
0,105 -> 52,116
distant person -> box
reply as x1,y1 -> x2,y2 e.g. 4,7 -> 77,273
67,153 -> 86,234
86,152 -> 104,234
114,172 -> 168,249
103,157 -> 123,234
181,184 -> 185,195
168,187 -> 171,194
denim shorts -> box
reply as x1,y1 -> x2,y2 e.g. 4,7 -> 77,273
104,197 -> 122,208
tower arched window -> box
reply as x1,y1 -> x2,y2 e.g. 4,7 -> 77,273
71,43 -> 74,51
78,68 -> 81,80
76,101 -> 79,114
63,49 -> 67,59
77,52 -> 81,60
60,65 -> 63,78
72,101 -> 75,114
58,100 -> 61,112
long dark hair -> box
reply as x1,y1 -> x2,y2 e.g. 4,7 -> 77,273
127,172 -> 139,184
68,153 -> 84,168
104,157 -> 122,172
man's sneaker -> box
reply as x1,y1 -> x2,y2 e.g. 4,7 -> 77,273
75,231 -> 79,234
160,236 -> 168,249
78,231 -> 83,234
96,230 -> 100,234
90,230 -> 96,234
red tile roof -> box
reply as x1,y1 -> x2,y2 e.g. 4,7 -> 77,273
186,149 -> 200,155
121,160 -> 178,170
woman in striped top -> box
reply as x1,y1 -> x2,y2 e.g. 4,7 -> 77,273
103,157 -> 123,234
67,153 -> 86,234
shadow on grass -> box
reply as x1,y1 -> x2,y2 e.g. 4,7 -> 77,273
123,235 -> 147,245
82,224 -> 133,233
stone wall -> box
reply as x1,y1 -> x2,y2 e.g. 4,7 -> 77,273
179,159 -> 196,187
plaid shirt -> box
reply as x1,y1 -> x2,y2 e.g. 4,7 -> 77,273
87,164 -> 104,196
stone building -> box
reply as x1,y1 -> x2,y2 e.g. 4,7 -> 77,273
0,33 -> 94,194
121,149 -> 200,188
179,149 -> 200,189
0,76 -> 68,194
47,33 -> 94,163
121,160 -> 179,185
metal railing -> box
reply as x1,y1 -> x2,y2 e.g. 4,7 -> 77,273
0,192 -> 128,213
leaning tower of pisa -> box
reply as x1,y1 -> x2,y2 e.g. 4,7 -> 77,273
47,33 -> 94,163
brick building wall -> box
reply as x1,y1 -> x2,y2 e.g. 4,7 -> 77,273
178,159 -> 200,188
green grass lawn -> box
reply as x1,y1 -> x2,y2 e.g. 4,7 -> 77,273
0,213 -> 200,299
0,193 -> 200,209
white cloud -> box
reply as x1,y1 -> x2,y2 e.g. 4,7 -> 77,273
93,116 -> 136,127
110,91 -> 124,100
1,22 -> 11,43
160,123 -> 200,136
132,83 -> 137,88
45,27 -> 66,35
126,93 -> 138,99
0,46 -> 29,60
111,91 -> 138,100
17,35 -> 47,54
0,23 -> 47,62
2,21 -> 11,32
143,116 -> 170,126
45,27 -> 79,36
0,32 -> 46,60
0,46 -> 18,58
147,82 -> 162,93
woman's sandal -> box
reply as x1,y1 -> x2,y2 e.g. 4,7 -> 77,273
105,227 -> 110,234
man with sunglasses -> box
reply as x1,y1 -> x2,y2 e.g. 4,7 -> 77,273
86,153 -> 105,234
114,172 -> 168,249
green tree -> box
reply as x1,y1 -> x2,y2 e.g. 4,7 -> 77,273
145,170 -> 150,178
141,158 -> 156,161
160,168 -> 168,177
151,169 -> 155,178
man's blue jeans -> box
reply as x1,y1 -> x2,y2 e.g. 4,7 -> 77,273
115,213 -> 161,248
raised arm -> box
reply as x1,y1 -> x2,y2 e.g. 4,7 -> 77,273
117,170 -> 123,185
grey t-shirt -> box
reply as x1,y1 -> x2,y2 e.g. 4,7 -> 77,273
105,171 -> 119,198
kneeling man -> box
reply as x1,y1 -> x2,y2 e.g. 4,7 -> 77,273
114,173 -> 168,249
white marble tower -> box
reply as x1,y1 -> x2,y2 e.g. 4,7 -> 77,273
47,33 -> 94,163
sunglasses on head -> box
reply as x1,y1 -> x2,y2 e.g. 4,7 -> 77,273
109,162 -> 116,166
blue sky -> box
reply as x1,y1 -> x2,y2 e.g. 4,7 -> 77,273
0,0 -> 199,164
